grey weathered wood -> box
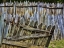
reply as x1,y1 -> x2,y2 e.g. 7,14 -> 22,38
20,25 -> 50,33
11,34 -> 50,41
47,25 -> 52,31
29,21 -> 34,27
45,26 -> 55,48
33,21 -> 38,28
23,27 -> 50,33
2,39 -> 28,47
2,25 -> 55,48
37,23 -> 42,29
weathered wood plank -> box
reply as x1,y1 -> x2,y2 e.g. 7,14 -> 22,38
45,26 -> 55,48
5,34 -> 50,41
1,26 -> 55,48
2,39 -> 28,47
16,34 -> 49,40
9,45 -> 13,48
23,27 -> 50,33
20,25 -> 50,32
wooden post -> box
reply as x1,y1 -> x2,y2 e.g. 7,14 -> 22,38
45,26 -> 55,48
62,3 -> 64,39
3,0 -> 6,6
63,4 -> 64,22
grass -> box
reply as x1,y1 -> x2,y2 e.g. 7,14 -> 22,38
49,39 -> 64,48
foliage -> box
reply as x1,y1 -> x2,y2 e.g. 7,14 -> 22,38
0,0 -> 64,3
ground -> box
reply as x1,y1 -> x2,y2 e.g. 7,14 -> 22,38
49,39 -> 64,48
29,39 -> 64,48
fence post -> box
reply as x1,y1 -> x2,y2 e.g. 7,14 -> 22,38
45,26 -> 55,48
62,3 -> 64,39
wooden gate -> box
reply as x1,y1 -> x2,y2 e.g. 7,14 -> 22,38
1,25 -> 55,48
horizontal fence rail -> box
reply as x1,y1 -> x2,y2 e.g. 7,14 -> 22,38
0,5 -> 63,9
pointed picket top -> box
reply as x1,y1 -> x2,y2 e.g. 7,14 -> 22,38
10,0 -> 11,3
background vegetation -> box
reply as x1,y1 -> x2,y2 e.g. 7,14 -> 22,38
0,0 -> 64,3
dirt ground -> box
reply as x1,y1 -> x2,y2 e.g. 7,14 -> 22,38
28,46 -> 43,48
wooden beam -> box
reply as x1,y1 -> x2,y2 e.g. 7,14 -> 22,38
0,6 -> 63,9
2,39 -> 28,47
4,34 -> 50,41
45,26 -> 55,48
12,34 -> 49,41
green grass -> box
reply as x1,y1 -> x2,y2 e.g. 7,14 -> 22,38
49,39 -> 64,48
